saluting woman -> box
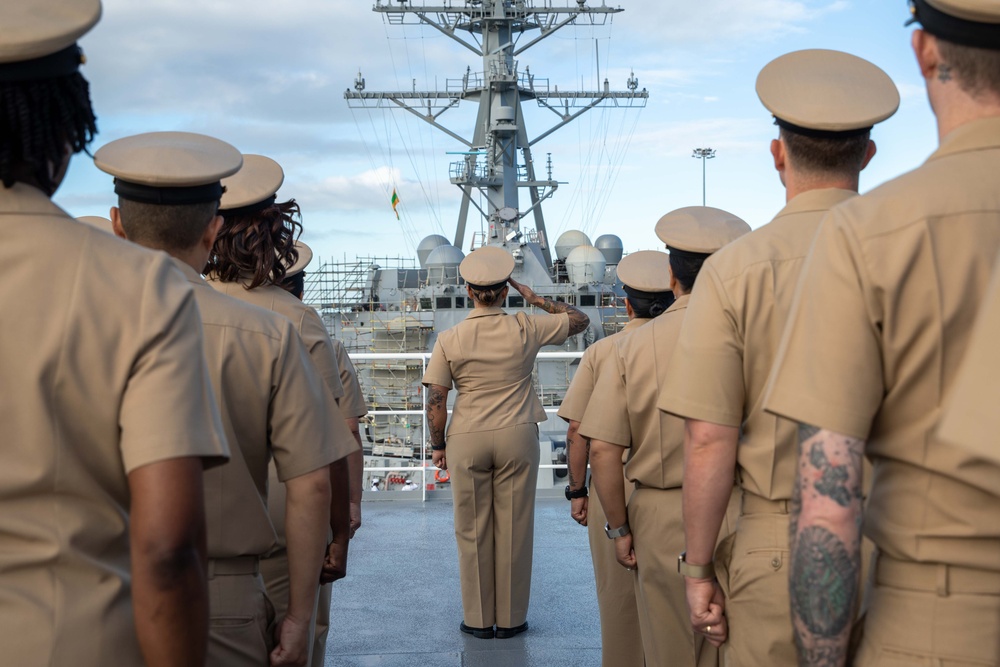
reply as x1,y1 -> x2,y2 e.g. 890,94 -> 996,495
422,246 -> 590,639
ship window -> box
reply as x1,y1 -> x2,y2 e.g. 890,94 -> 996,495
508,295 -> 524,308
419,298 -> 433,310
436,297 -> 452,309
579,295 -> 596,307
454,296 -> 465,308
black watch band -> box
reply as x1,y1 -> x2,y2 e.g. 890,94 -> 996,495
564,484 -> 588,500
431,441 -> 447,451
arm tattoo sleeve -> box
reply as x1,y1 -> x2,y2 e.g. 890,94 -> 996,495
426,386 -> 448,448
789,423 -> 865,667
536,296 -> 589,336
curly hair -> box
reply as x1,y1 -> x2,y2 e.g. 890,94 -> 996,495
0,72 -> 97,193
207,199 -> 303,289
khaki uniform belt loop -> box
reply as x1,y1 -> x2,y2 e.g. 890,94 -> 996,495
875,553 -> 1000,596
740,493 -> 789,515
207,555 -> 260,579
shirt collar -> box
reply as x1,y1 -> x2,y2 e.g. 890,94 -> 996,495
0,182 -> 66,216
466,306 -> 506,319
168,256 -> 209,287
928,116 -> 1000,163
622,317 -> 650,331
776,188 -> 857,219
665,293 -> 691,313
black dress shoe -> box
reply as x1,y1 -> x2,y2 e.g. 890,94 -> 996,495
460,622 -> 495,639
495,622 -> 528,639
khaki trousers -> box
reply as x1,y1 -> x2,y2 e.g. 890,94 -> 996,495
207,570 -> 274,667
260,548 -> 323,666
586,476 -> 644,667
853,554 -> 1000,666
629,486 -> 734,667
715,497 -> 796,667
448,423 -> 539,628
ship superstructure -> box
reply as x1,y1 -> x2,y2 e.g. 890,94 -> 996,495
305,0 -> 647,492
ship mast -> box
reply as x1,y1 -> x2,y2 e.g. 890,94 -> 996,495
345,0 -> 647,267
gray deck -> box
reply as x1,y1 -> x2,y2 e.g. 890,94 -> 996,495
323,496 -> 603,666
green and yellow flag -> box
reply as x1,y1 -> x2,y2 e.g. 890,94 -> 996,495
391,188 -> 400,220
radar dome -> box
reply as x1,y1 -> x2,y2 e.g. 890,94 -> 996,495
594,234 -> 624,265
417,234 -> 451,268
425,244 -> 465,283
565,245 -> 607,284
554,230 -> 592,262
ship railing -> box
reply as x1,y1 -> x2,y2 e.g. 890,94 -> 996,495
351,351 -> 583,501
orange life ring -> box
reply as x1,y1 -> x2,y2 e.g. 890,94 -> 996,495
434,469 -> 450,484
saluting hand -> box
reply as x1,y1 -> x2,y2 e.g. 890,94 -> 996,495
507,277 -> 539,304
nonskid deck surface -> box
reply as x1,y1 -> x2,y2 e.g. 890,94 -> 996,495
324,497 -> 602,666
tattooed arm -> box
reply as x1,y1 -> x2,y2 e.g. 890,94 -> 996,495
566,419 -> 590,525
789,424 -> 865,667
509,277 -> 590,336
426,384 -> 451,470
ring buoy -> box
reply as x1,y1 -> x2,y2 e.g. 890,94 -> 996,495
434,469 -> 450,484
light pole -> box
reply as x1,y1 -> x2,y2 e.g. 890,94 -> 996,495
692,148 -> 716,206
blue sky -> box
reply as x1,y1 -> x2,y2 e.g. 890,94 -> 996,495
59,0 -> 939,264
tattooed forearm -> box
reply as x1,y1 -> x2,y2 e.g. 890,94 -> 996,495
534,296 -> 590,336
790,425 -> 865,667
425,385 -> 449,450
566,420 -> 590,491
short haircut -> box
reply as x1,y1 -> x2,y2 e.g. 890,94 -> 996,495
207,199 -> 303,289
937,38 -> 1000,98
669,251 -> 712,294
780,127 -> 871,177
118,198 -> 218,252
0,73 -> 97,193
469,284 -> 506,307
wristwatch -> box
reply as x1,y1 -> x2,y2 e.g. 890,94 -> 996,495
565,485 -> 588,501
677,551 -> 715,579
430,441 -> 447,451
604,521 -> 630,539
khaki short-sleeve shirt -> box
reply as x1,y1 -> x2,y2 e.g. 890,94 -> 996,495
208,278 -> 347,403
422,307 -> 569,435
176,261 -> 339,558
659,189 -> 856,500
557,318 -> 650,424
580,297 -> 690,489
0,185 -> 229,665
937,255 -> 1000,463
765,118 -> 1000,571
332,339 -> 368,419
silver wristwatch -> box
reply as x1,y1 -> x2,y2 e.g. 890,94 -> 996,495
604,521 -> 630,539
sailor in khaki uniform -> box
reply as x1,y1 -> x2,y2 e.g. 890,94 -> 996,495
582,210 -> 749,667
764,3 -> 1000,663
658,51 -> 898,665
557,252 -> 666,667
93,131 -> 351,667
0,5 -> 230,665
205,154 -> 361,659
423,246 -> 590,638
938,254 -> 1000,463
278,240 -> 370,667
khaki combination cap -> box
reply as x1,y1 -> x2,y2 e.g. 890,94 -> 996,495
94,131 -> 242,205
77,215 -> 114,235
655,206 -> 751,254
0,0 -> 100,70
460,246 -> 515,289
616,250 -> 671,294
757,49 -> 899,136
219,154 -> 284,213
285,240 -> 314,277
908,0 -> 1000,49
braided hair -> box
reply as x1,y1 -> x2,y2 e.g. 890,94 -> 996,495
207,199 -> 303,289
0,73 -> 97,193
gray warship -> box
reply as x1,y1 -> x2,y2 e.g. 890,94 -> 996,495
303,0 -> 648,492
